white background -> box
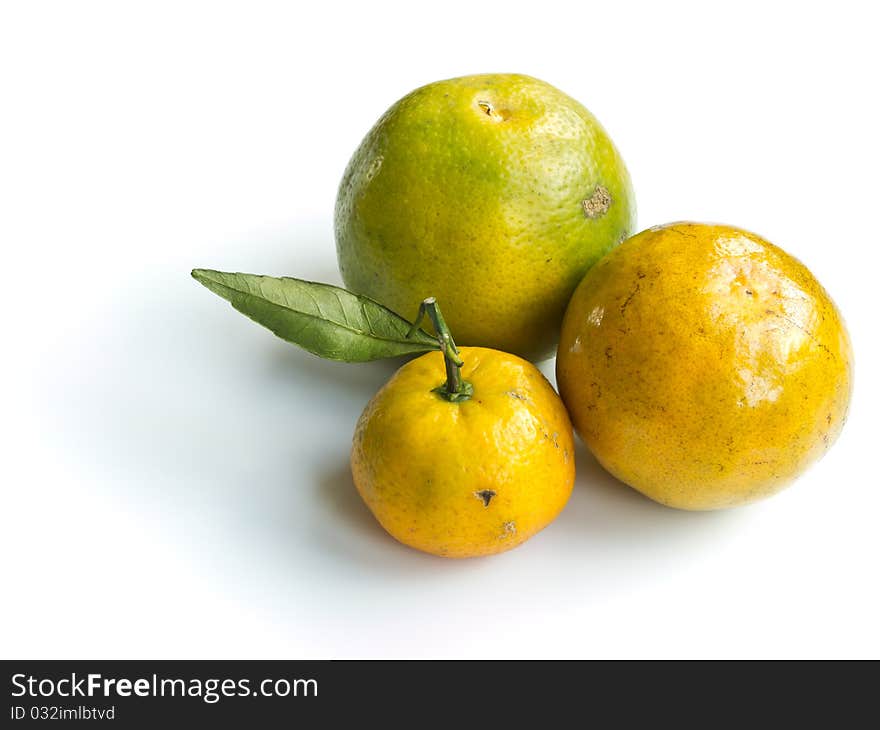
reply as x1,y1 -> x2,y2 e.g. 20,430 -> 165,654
2,0 -> 878,659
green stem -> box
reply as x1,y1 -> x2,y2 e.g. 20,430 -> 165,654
408,297 -> 473,402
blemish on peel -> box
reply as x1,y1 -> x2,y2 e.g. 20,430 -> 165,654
500,521 -> 517,539
476,99 -> 504,121
475,489 -> 496,507
364,155 -> 383,181
620,282 -> 640,315
582,186 -> 612,218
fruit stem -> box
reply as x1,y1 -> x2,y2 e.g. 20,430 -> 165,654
408,297 -> 473,403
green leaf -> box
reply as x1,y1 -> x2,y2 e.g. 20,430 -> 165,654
191,269 -> 440,362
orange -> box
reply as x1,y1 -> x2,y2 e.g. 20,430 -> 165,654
557,222 -> 853,510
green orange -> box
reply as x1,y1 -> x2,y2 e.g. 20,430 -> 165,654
335,73 -> 635,360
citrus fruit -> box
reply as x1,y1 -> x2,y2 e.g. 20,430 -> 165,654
351,346 -> 575,557
335,73 -> 635,361
556,222 -> 853,510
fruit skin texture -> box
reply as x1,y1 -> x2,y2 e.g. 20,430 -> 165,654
556,222 -> 853,511
335,73 -> 636,361
351,347 -> 575,557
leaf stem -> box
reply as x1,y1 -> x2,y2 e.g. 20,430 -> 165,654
409,297 -> 473,403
